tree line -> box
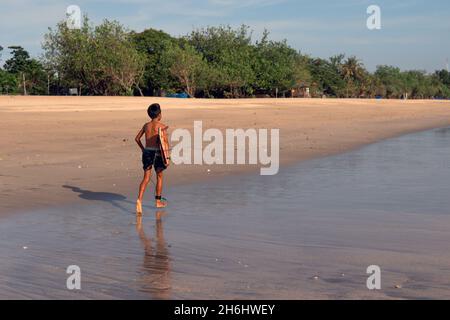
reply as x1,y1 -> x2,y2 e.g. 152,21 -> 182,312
1,17 -> 450,99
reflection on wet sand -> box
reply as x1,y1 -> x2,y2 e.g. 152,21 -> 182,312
136,211 -> 171,299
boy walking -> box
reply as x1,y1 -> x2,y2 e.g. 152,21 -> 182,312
135,103 -> 168,213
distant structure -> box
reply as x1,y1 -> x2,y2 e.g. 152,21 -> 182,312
290,83 -> 311,98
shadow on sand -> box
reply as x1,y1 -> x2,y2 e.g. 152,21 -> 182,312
62,185 -> 135,214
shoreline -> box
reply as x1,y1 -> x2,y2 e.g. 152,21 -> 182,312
2,96 -> 450,215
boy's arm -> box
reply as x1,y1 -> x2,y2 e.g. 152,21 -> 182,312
135,126 -> 145,151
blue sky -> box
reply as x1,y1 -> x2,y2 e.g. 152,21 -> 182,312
0,0 -> 449,72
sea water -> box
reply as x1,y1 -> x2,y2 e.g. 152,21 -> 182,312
1,128 -> 450,299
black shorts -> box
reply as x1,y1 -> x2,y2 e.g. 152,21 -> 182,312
142,149 -> 167,172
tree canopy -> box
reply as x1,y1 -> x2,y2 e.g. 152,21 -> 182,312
42,17 -> 144,96
0,17 -> 449,99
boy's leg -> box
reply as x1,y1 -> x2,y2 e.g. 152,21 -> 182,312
155,169 -> 166,208
136,169 -> 152,213
138,169 -> 152,201
155,169 -> 163,197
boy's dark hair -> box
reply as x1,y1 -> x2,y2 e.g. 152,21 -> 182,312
147,103 -> 161,119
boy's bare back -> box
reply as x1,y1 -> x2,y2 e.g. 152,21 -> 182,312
143,121 -> 167,149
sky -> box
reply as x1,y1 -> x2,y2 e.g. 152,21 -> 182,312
0,0 -> 449,72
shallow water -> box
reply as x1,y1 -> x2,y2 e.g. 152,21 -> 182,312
1,128 -> 450,299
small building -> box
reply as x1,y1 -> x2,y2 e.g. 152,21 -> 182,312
290,85 -> 311,98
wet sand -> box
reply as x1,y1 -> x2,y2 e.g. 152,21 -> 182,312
1,128 -> 450,299
2,96 -> 450,214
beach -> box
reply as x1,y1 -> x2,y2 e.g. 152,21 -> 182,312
2,96 -> 450,214
2,97 -> 450,300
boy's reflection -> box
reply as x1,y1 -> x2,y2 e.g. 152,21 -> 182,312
136,211 -> 171,299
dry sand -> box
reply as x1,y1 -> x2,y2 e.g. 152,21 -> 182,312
1,96 -> 450,214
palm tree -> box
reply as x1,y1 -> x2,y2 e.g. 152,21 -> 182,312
341,56 -> 365,98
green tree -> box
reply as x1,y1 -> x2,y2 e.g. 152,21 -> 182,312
435,70 -> 450,87
43,17 -> 145,96
96,21 -> 146,95
131,29 -> 179,96
187,25 -> 255,98
4,46 -> 31,73
4,46 -> 47,95
0,46 -> 16,94
0,69 -> 18,94
165,42 -> 209,97
363,73 -> 384,98
433,70 -> 450,98
341,56 -> 367,98
291,54 -> 312,94
308,58 -> 345,97
374,66 -> 404,98
254,30 -> 306,96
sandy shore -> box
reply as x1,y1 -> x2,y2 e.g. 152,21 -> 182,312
1,96 -> 450,214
